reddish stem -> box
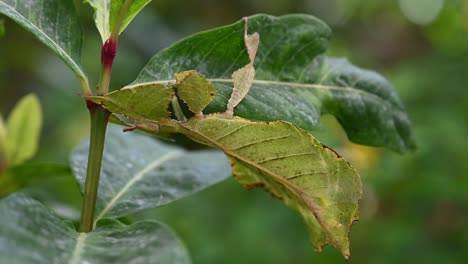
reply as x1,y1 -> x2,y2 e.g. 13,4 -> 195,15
101,39 -> 117,68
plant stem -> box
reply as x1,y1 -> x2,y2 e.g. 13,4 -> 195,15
78,0 -> 133,233
79,104 -> 110,232
97,0 -> 132,95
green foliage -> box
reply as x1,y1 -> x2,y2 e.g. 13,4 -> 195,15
131,14 -> 415,153
4,94 -> 42,166
0,0 -> 88,89
87,14 -> 365,255
70,125 -> 231,220
0,193 -> 190,264
0,1 -> 416,262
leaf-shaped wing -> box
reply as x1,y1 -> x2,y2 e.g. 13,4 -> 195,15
175,70 -> 216,115
85,84 -> 174,122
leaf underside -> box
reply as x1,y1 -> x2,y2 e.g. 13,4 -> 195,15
70,125 -> 231,220
0,193 -> 190,264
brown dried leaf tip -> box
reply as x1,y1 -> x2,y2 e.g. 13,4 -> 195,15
225,17 -> 260,116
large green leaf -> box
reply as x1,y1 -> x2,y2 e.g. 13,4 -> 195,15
0,0 -> 88,87
0,193 -> 190,264
85,0 -> 151,42
70,125 -> 231,221
128,14 -> 415,153
175,115 -> 361,258
5,94 -> 42,166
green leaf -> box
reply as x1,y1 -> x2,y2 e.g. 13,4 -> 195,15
177,115 -> 361,258
5,94 -> 42,166
110,0 -> 151,37
0,193 -> 191,264
70,125 -> 231,220
0,0 -> 88,87
86,84 -> 174,122
85,0 -> 151,42
175,70 -> 217,115
129,14 -> 415,153
0,162 -> 71,197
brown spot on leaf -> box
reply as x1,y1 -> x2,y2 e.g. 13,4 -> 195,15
321,143 -> 342,159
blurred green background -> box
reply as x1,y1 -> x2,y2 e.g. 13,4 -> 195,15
1,0 -> 468,263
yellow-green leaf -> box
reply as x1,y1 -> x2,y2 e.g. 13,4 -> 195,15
177,115 -> 361,258
5,94 -> 42,166
86,84 -> 174,122
175,70 -> 216,115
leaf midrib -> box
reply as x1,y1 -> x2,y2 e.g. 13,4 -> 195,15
0,1 -> 86,80
71,232 -> 87,264
102,0 -> 110,40
124,79 -> 400,110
